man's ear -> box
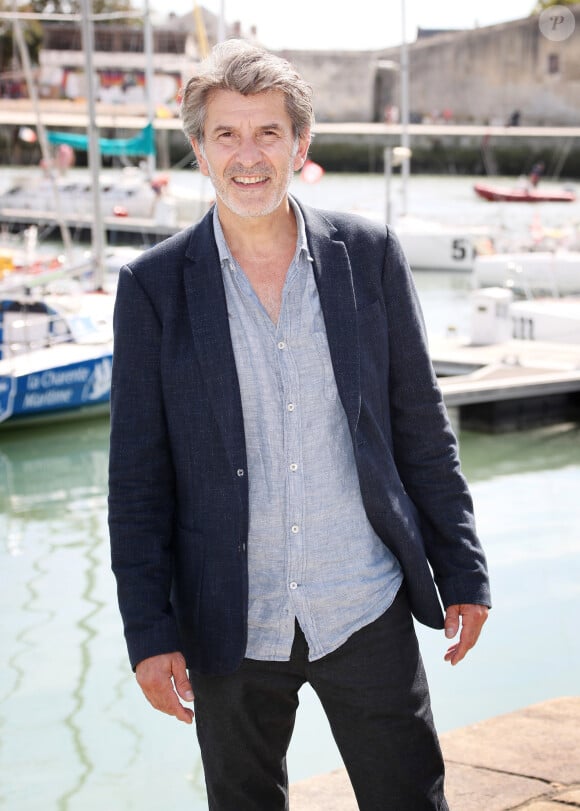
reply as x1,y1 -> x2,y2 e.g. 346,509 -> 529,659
293,130 -> 311,172
191,139 -> 209,176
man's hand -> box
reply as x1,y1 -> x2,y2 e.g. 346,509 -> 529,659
135,651 -> 194,724
443,604 -> 489,666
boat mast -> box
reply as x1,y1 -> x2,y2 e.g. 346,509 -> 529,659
217,0 -> 226,43
79,0 -> 107,291
399,0 -> 410,217
10,6 -> 74,258
143,0 -> 156,177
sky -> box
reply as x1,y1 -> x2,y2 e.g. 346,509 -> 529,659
154,0 -> 539,51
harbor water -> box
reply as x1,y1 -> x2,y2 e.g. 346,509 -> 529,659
1,171 -> 580,809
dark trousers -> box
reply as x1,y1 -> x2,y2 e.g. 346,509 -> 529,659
190,588 -> 448,811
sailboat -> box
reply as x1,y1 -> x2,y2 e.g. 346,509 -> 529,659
0,0 -> 212,245
0,123 -> 213,241
0,3 -> 116,427
0,288 -> 114,426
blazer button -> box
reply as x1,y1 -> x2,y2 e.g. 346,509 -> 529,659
236,468 -> 244,477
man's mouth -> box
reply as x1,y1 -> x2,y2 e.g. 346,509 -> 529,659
232,175 -> 269,185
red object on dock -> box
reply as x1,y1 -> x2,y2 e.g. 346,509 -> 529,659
473,181 -> 576,203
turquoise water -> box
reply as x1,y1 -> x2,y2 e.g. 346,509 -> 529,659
1,171 -> 580,808
2,415 -> 579,809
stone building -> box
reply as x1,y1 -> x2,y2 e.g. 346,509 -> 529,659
34,8 -> 257,111
12,5 -> 580,127
384,9 -> 580,126
282,8 -> 580,126
272,49 -> 379,123
38,21 -> 188,111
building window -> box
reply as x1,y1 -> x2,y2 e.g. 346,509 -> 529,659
548,53 -> 560,74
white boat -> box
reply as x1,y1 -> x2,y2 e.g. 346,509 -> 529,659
0,227 -> 140,297
473,250 -> 580,296
0,163 -> 213,238
469,286 -> 580,346
510,295 -> 580,344
394,215 -> 495,271
353,209 -> 496,271
0,290 -> 114,427
0,7 -> 144,429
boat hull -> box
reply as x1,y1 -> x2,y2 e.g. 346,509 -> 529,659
473,251 -> 580,295
473,182 -> 576,203
0,348 -> 112,426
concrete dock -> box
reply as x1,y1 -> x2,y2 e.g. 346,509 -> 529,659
290,696 -> 580,810
431,336 -> 580,431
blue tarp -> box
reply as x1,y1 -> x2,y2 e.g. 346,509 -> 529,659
47,123 -> 156,157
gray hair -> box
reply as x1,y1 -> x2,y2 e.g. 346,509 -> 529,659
181,39 -> 314,145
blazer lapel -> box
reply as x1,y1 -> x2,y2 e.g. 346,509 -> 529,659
182,214 -> 247,469
302,205 -> 361,438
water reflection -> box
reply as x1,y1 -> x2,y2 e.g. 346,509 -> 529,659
1,416 -> 579,808
0,418 -> 109,522
0,418 -> 206,810
459,422 -> 580,482
2,419 -> 113,808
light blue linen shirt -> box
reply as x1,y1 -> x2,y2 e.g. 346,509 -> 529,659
213,199 -> 403,661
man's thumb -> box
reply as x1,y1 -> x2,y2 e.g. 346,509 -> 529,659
172,655 -> 194,701
444,605 -> 460,639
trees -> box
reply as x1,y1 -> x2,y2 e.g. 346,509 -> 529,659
0,0 -> 136,74
0,2 -> 42,71
532,0 -> 577,12
26,1 -> 135,14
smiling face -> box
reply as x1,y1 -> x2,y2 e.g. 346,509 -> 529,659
191,89 -> 310,221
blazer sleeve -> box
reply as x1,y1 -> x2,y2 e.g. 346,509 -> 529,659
381,228 -> 491,609
108,265 -> 182,669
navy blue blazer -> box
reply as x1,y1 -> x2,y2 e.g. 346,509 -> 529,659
108,202 -> 491,675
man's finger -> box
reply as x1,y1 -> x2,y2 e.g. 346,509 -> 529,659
444,604 -> 460,639
443,604 -> 489,665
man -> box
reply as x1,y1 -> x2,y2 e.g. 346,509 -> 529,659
109,40 -> 490,811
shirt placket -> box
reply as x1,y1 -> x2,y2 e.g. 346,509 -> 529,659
277,267 -> 306,615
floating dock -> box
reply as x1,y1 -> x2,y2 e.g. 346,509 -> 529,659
431,336 -> 580,432
0,206 -> 189,246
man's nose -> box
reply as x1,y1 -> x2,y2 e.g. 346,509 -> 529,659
235,135 -> 262,166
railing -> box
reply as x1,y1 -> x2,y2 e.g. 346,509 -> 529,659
0,309 -> 75,361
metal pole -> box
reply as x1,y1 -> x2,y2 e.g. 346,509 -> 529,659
400,0 -> 410,217
11,5 -> 74,257
217,0 -> 226,43
79,0 -> 106,291
384,146 -> 392,224
143,0 -> 156,177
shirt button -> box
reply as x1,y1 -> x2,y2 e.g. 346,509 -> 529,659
289,581 -> 298,590
291,524 -> 300,534
236,468 -> 244,477
277,341 -> 286,350
289,463 -> 298,472
287,403 -> 295,412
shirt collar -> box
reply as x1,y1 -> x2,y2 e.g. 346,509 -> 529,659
212,195 -> 312,269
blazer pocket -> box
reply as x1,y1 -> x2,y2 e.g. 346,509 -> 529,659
355,298 -> 382,326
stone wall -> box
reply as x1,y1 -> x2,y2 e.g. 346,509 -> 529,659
273,49 -> 380,122
376,9 -> 580,125
398,11 -> 580,126
278,9 -> 580,126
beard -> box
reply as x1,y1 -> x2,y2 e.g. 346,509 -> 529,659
203,153 -> 298,219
